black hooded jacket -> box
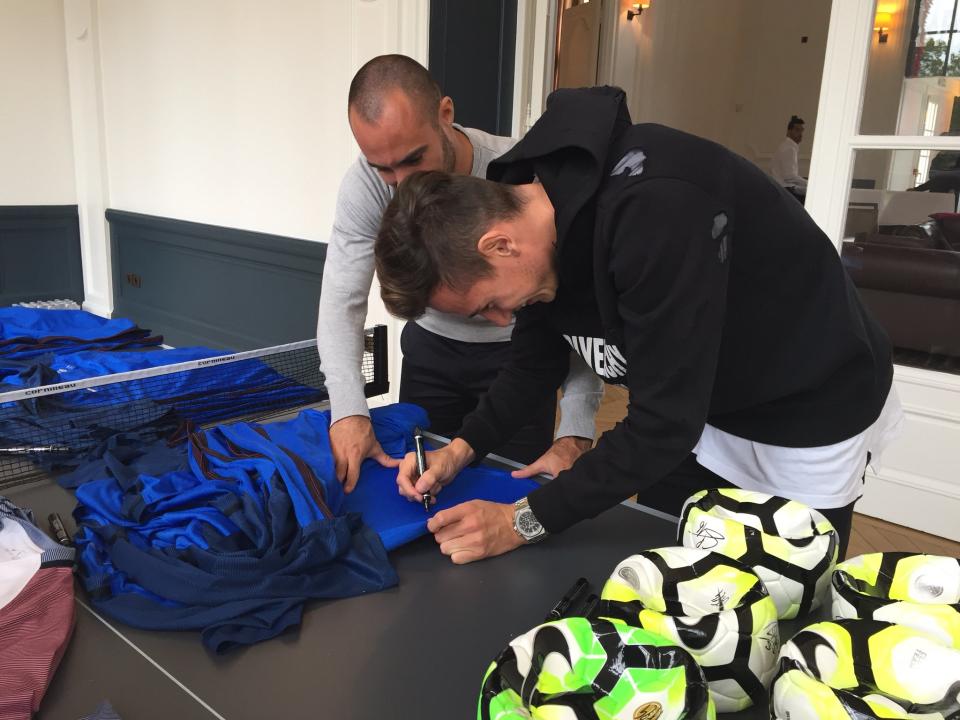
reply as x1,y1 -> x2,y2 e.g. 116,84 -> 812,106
457,87 -> 893,533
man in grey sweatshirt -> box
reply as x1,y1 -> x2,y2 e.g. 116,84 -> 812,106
316,55 -> 602,493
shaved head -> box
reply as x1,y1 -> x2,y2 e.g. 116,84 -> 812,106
349,55 -> 442,126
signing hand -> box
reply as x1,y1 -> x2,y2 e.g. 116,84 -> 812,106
396,437 -> 475,503
428,500 -> 522,564
330,415 -> 401,493
511,436 -> 592,480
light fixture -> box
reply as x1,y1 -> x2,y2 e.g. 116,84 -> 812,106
626,2 -> 650,22
874,11 -> 891,44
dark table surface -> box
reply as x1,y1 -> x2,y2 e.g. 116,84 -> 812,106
9,456 -> 806,720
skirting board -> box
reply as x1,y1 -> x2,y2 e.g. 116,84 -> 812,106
859,466 -> 960,542
854,367 -> 960,542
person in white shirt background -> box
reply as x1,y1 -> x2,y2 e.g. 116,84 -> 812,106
771,115 -> 807,202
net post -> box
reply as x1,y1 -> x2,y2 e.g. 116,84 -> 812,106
364,324 -> 389,398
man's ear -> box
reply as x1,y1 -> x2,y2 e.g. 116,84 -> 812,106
438,96 -> 455,127
477,231 -> 515,258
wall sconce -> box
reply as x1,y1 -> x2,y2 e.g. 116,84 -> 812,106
626,2 -> 650,21
874,12 -> 891,43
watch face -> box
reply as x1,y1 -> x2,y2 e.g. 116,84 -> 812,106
517,509 -> 543,538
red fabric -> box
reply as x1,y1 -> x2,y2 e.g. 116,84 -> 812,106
929,212 -> 960,250
0,567 -> 75,720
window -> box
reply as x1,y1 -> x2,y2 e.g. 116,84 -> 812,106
807,0 -> 960,550
843,149 -> 960,375
907,0 -> 960,77
860,0 -> 960,135
814,1 -> 960,375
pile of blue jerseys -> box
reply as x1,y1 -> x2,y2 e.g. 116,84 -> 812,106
1,345 -> 325,420
63,403 -> 538,653
0,308 -> 325,468
0,307 -> 162,360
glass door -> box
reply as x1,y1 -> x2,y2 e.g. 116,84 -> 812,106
807,0 -> 960,541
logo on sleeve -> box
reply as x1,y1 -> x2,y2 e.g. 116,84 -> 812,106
562,335 -> 627,384
712,212 -> 730,263
610,149 -> 646,178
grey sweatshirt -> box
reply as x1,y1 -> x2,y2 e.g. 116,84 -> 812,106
316,125 -> 602,440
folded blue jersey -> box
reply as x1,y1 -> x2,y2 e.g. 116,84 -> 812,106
0,335 -> 162,361
0,308 -> 139,343
0,308 -> 161,359
343,461 -> 539,550
339,405 -> 540,550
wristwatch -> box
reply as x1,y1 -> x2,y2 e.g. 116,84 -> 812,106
513,497 -> 548,543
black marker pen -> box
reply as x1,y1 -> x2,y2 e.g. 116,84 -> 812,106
545,577 -> 589,622
413,426 -> 430,512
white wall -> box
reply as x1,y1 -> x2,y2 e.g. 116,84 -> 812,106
732,1 -> 832,171
607,0 -> 831,174
0,0 -> 76,204
96,0 -> 390,242
621,1 -> 748,146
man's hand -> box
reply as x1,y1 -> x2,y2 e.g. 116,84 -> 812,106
396,438 -> 475,503
511,435 -> 592,480
330,415 -> 401,493
428,500 -> 523,564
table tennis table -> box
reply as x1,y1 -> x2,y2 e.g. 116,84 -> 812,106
11,445 -> 802,720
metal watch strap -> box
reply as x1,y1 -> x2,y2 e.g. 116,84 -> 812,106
513,497 -> 547,544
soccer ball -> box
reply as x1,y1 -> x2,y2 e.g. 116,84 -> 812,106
478,616 -> 716,720
598,546 -> 779,713
771,618 -> 960,720
832,552 -> 960,648
678,488 -> 838,620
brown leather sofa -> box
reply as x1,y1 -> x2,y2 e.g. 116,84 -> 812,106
842,229 -> 960,357
929,212 -> 960,251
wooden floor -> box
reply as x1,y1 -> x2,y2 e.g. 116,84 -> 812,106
846,514 -> 960,558
587,386 -> 960,559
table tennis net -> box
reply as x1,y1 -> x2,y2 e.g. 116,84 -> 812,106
0,325 -> 388,489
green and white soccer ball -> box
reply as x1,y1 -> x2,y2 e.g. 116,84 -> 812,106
771,618 -> 960,720
832,552 -> 960,649
477,616 -> 716,720
598,546 -> 779,713
679,488 -> 839,620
